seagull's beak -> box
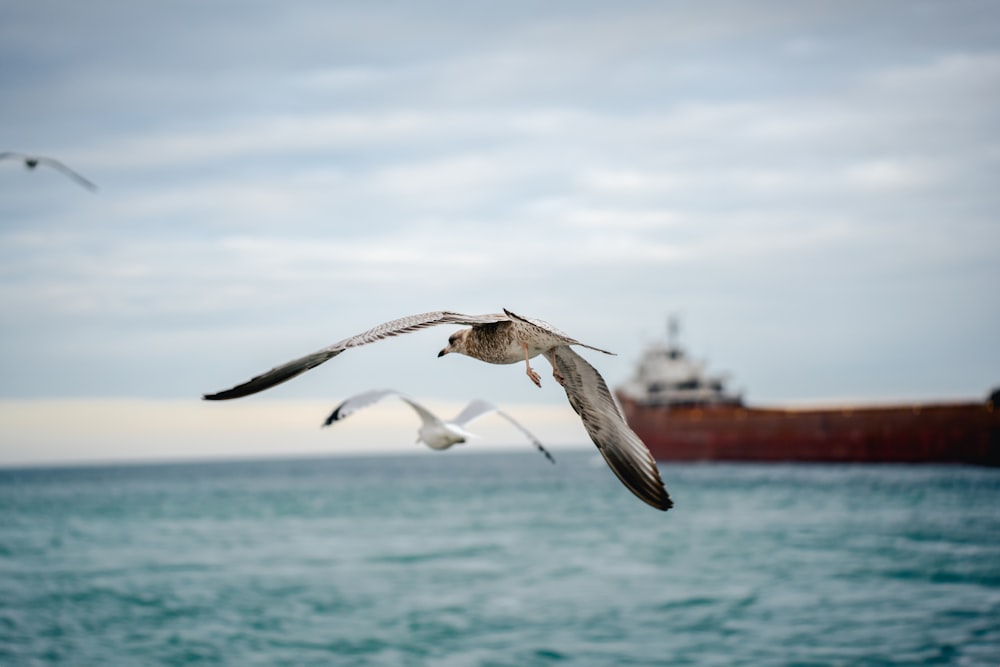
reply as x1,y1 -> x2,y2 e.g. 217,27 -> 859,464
438,346 -> 450,358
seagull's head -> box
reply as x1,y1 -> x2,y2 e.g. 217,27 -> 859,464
438,329 -> 470,358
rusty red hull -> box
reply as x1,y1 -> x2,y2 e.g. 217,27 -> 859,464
616,395 -> 1000,465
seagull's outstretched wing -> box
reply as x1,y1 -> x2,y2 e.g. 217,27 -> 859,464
1,152 -> 97,190
552,346 -> 672,511
502,308 -> 614,356
323,388 -> 442,429
204,311 -> 507,400
452,399 -> 555,463
33,156 -> 98,191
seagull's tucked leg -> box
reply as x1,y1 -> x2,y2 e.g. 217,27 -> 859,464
521,342 -> 542,387
548,349 -> 566,386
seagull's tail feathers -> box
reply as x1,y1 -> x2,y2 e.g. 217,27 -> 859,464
502,308 -> 615,356
577,342 -> 616,356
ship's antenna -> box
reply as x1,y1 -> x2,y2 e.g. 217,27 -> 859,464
667,315 -> 680,348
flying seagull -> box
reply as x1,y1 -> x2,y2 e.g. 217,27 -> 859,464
204,308 -> 673,511
0,151 -> 98,191
323,389 -> 555,463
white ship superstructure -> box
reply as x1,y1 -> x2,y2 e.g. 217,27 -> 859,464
617,317 -> 743,408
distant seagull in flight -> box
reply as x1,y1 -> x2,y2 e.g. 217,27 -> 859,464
204,308 -> 672,511
323,389 -> 555,463
0,151 -> 98,191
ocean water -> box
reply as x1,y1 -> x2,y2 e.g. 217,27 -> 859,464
1,451 -> 999,666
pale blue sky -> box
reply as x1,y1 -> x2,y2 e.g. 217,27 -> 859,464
1,1 -> 998,463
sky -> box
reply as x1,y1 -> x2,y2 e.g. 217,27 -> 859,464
1,1 -> 998,466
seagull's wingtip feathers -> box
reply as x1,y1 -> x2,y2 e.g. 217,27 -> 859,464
202,388 -> 240,401
322,408 -> 343,427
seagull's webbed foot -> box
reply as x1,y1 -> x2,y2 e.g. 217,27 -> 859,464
522,342 -> 542,388
549,350 -> 565,386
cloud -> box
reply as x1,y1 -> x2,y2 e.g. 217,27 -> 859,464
844,160 -> 940,190
561,208 -> 681,231
1,0 -> 998,456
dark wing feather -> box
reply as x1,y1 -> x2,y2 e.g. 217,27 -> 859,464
204,348 -> 344,400
323,388 -> 406,426
204,311 -> 508,400
552,346 -> 672,511
324,388 -> 443,430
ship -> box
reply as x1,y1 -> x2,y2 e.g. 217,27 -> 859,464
615,318 -> 1000,465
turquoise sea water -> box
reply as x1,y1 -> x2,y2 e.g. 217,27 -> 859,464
1,450 -> 999,666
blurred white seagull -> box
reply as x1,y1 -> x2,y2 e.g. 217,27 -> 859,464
204,308 -> 672,511
323,389 -> 555,463
0,151 -> 98,191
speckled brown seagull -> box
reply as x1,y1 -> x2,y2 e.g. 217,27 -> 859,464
0,151 -> 98,191
203,308 -> 673,511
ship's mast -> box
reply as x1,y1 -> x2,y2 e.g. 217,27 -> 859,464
667,315 -> 680,349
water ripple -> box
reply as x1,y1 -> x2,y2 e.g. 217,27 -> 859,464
1,453 -> 999,665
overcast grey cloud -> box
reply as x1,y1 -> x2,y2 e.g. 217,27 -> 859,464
1,0 -> 998,462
